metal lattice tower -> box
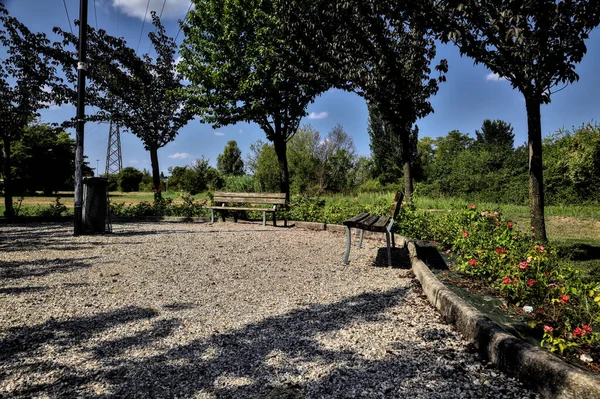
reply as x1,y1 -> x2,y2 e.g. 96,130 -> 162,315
105,122 -> 123,176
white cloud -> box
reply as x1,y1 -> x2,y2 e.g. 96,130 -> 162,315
168,152 -> 191,159
112,0 -> 191,21
486,72 -> 506,81
41,85 -> 60,110
214,131 -> 225,136
308,111 -> 328,120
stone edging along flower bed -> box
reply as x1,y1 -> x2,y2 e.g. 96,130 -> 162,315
406,238 -> 600,399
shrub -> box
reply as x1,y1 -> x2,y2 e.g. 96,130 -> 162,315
117,167 -> 144,192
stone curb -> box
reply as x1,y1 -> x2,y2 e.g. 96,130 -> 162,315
406,239 -> 600,399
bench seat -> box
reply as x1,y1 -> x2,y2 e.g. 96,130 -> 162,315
205,192 -> 286,226
342,192 -> 404,266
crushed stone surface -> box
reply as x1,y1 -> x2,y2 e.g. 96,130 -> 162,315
0,221 -> 539,398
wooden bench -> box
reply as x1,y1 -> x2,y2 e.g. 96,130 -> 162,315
205,192 -> 287,226
342,192 -> 404,266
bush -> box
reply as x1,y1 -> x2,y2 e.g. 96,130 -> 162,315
117,167 -> 144,192
223,175 -> 259,193
109,192 -> 208,217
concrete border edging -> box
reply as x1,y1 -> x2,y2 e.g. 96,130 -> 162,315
407,240 -> 600,398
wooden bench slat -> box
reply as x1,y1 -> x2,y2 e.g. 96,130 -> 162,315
368,215 -> 390,232
205,206 -> 274,212
213,192 -> 286,199
342,212 -> 370,227
213,197 -> 286,205
356,214 -> 381,230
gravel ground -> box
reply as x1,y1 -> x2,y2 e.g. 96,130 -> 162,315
0,221 -> 539,399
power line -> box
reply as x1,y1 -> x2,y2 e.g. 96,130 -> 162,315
116,0 -> 121,36
174,1 -> 193,43
61,0 -> 74,35
93,0 -> 99,29
136,0 -> 152,53
147,0 -> 168,55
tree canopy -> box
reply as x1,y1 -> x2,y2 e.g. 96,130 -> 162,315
54,12 -> 194,199
217,140 -> 244,176
0,4 -> 61,215
180,0 -> 330,200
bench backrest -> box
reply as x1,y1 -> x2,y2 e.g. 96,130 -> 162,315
390,192 -> 404,220
213,192 -> 287,205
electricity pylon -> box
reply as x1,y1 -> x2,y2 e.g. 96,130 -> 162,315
105,122 -> 123,176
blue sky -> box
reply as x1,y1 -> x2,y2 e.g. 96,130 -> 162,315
3,0 -> 600,176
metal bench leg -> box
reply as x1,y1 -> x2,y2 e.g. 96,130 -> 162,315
263,211 -> 266,226
211,209 -> 214,223
385,231 -> 392,266
273,212 -> 277,227
358,229 -> 364,249
343,226 -> 352,265
391,231 -> 395,248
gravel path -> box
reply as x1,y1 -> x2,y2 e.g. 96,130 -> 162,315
0,222 -> 538,398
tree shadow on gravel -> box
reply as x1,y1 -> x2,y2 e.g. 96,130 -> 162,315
0,306 -> 158,363
0,285 -> 535,399
0,226 -> 103,253
0,257 -> 97,279
0,286 -> 49,295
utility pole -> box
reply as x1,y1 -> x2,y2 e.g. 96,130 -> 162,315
74,0 -> 88,236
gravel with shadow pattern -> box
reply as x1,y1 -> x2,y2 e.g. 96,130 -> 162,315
0,221 -> 538,398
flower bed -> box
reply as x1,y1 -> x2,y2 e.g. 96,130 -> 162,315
397,203 -> 600,366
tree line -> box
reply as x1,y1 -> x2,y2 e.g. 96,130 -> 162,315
2,2 -> 600,242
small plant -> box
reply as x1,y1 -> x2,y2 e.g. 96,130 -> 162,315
35,197 -> 69,218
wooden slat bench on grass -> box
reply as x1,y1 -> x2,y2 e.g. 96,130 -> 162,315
342,192 -> 404,266
205,192 -> 287,226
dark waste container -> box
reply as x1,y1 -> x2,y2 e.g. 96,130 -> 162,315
83,177 -> 108,234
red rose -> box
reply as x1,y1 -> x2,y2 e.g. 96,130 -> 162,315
583,325 -> 593,333
507,222 -> 513,228
543,325 -> 553,333
469,204 -> 476,209
462,231 -> 468,238
573,327 -> 584,337
561,294 -> 569,303
502,277 -> 511,285
527,279 -> 535,287
469,259 -> 477,267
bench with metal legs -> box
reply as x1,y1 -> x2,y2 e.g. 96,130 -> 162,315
342,192 -> 404,267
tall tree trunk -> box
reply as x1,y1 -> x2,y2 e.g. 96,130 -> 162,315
525,96 -> 547,242
149,146 -> 162,201
400,129 -> 413,201
273,137 -> 290,202
2,137 -> 14,217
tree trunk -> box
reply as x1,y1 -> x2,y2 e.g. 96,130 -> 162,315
273,137 -> 290,202
2,137 -> 14,217
149,146 -> 162,200
400,129 -> 413,201
525,96 -> 547,242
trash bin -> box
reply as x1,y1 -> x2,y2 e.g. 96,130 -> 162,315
83,177 -> 108,234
